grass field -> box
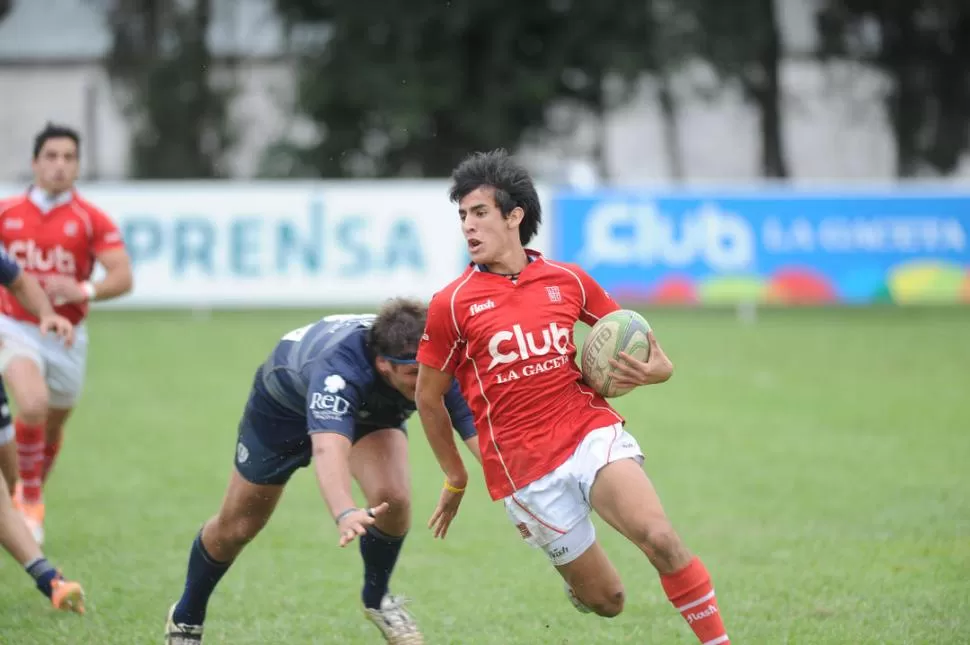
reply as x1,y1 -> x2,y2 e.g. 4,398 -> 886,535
0,307 -> 967,644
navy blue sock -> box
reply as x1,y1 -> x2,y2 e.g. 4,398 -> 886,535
25,557 -> 58,599
173,531 -> 231,625
360,526 -> 406,610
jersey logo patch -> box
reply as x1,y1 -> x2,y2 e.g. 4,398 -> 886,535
546,286 -> 561,303
469,299 -> 495,316
323,374 -> 346,393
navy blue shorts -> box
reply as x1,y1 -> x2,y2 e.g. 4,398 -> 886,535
233,369 -> 405,486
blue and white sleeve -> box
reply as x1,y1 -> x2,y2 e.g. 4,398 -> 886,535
444,379 -> 477,441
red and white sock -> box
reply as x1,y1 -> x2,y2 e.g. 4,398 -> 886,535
15,420 -> 45,504
41,440 -> 62,483
661,557 -> 729,645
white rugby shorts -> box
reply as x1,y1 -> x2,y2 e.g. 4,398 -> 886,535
502,423 -> 644,566
0,315 -> 88,408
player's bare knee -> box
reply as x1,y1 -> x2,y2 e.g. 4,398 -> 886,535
372,486 -> 411,524
596,589 -> 626,618
234,514 -> 269,545
213,511 -> 267,549
16,392 -> 48,426
634,523 -> 691,572
585,585 -> 625,618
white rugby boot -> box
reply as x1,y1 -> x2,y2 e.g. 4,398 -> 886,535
363,594 -> 425,644
165,603 -> 204,644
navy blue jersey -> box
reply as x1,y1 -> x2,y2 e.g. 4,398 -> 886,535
0,246 -> 21,286
255,314 -> 476,445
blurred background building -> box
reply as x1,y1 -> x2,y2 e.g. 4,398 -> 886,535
4,0 -> 969,185
1,0 -> 968,309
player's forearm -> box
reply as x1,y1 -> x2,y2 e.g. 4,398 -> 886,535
418,397 -> 468,486
463,436 -> 483,465
10,275 -> 55,319
89,266 -> 133,301
311,435 -> 356,520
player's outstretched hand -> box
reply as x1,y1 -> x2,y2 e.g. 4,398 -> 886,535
38,314 -> 75,348
608,330 -> 673,389
429,480 -> 465,540
336,503 -> 389,547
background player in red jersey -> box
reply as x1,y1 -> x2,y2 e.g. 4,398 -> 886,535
0,123 -> 133,544
415,150 -> 730,645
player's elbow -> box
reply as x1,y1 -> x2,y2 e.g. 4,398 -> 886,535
655,362 -> 673,383
659,359 -> 674,383
310,432 -> 350,460
113,265 -> 134,295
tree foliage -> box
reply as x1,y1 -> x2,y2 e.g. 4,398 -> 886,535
104,0 -> 236,178
818,0 -> 970,176
677,0 -> 790,177
272,0 -> 655,178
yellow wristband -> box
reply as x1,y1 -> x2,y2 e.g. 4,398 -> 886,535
443,480 -> 465,494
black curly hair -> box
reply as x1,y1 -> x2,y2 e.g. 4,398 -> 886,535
449,149 -> 542,246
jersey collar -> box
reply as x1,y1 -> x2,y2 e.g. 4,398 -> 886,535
472,248 -> 544,274
27,185 -> 73,214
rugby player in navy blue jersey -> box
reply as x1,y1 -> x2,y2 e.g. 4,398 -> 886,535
165,298 -> 479,645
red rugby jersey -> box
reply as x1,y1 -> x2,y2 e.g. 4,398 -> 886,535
0,190 -> 124,325
418,250 -> 624,500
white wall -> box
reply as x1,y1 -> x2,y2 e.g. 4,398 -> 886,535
520,59 -> 913,185
0,60 -> 303,183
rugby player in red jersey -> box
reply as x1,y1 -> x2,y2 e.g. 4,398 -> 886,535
415,150 -> 730,645
0,123 -> 133,544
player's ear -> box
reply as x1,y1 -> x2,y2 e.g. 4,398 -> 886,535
374,356 -> 391,376
506,206 -> 524,230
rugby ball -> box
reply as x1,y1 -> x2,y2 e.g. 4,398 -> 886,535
580,309 -> 651,398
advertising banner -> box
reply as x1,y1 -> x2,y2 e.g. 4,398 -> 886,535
1,181 -> 552,308
554,190 -> 970,305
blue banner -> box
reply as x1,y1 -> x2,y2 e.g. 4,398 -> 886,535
553,190 -> 970,304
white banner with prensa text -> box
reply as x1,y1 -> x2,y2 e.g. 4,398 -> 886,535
0,180 -> 553,308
